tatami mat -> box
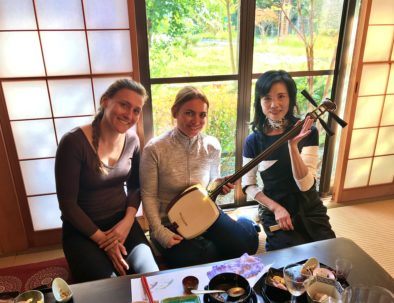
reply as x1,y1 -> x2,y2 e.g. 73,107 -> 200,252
328,198 -> 394,278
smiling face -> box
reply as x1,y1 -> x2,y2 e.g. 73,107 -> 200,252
174,98 -> 208,138
260,82 -> 290,121
102,88 -> 144,134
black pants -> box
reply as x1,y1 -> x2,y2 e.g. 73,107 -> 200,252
62,212 -> 158,283
155,211 -> 259,269
260,189 -> 336,251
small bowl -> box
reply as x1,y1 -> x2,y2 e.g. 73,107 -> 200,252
52,277 -> 73,302
14,290 -> 44,303
305,276 -> 344,303
182,276 -> 199,294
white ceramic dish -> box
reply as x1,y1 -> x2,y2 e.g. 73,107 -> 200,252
52,277 -> 73,302
14,290 -> 44,303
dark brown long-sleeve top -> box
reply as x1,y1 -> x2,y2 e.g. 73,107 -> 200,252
55,127 -> 141,237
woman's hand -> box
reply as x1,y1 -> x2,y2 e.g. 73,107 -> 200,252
289,116 -> 313,147
106,241 -> 129,276
273,204 -> 294,231
166,234 -> 183,248
99,218 -> 134,251
214,176 -> 235,195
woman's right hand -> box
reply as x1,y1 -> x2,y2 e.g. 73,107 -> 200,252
273,204 -> 294,231
166,234 -> 183,248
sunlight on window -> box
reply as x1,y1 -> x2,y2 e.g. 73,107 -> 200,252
344,158 -> 372,189
28,195 -> 62,231
20,159 -> 56,195
0,0 -> 36,30
40,31 -> 90,76
348,128 -> 377,159
49,79 -> 95,117
381,95 -> 394,126
369,155 -> 394,185
84,0 -> 129,29
11,120 -> 57,159
35,0 -> 84,29
0,32 -> 45,77
358,64 -> 389,96
363,26 -> 394,62
375,127 -> 394,156
2,81 -> 51,120
88,31 -> 132,73
353,96 -> 384,128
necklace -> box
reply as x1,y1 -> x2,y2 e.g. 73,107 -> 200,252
265,117 -> 288,130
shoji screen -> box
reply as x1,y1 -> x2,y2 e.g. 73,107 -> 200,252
334,0 -> 394,202
0,0 -> 136,234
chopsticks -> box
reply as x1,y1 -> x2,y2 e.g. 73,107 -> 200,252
141,276 -> 155,303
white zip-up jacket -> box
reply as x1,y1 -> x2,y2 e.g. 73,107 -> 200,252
140,127 -> 221,248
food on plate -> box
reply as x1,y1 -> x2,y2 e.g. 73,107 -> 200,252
313,267 -> 335,279
301,257 -> 319,275
268,275 -> 287,291
60,288 -> 71,299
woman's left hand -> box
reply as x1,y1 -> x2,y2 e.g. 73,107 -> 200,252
289,116 -> 313,147
106,242 -> 129,276
99,218 -> 134,251
215,176 -> 235,195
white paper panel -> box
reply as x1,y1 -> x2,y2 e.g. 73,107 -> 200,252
2,81 -> 51,120
40,31 -> 90,76
0,0 -> 36,30
353,96 -> 384,128
375,126 -> 394,156
358,64 -> 390,96
35,0 -> 84,29
344,158 -> 372,189
20,159 -> 56,195
348,128 -> 377,159
83,0 -> 129,29
55,116 -> 93,141
369,155 -> 394,185
381,95 -> 394,126
369,0 -> 394,25
92,77 -> 131,107
49,79 -> 95,117
0,32 -> 45,77
88,30 -> 132,74
387,65 -> 394,94
363,26 -> 394,62
11,120 -> 57,159
28,195 -> 62,231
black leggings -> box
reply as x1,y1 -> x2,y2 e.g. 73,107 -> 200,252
62,213 -> 158,282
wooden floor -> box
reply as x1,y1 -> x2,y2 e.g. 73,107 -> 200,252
1,198 -> 393,278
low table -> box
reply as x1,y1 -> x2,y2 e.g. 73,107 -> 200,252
43,237 -> 394,302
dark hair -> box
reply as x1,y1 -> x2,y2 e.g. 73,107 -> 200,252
171,86 -> 209,118
251,70 -> 298,133
92,78 -> 147,174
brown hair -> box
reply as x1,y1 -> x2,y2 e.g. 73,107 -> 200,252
171,86 -> 209,118
92,78 -> 147,174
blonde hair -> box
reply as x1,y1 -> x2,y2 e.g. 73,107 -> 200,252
92,79 -> 147,174
171,86 -> 209,118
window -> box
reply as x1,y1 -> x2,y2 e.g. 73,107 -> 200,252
142,0 -> 346,206
0,0 -> 137,237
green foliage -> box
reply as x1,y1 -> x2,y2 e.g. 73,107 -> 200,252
147,0 -> 343,192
